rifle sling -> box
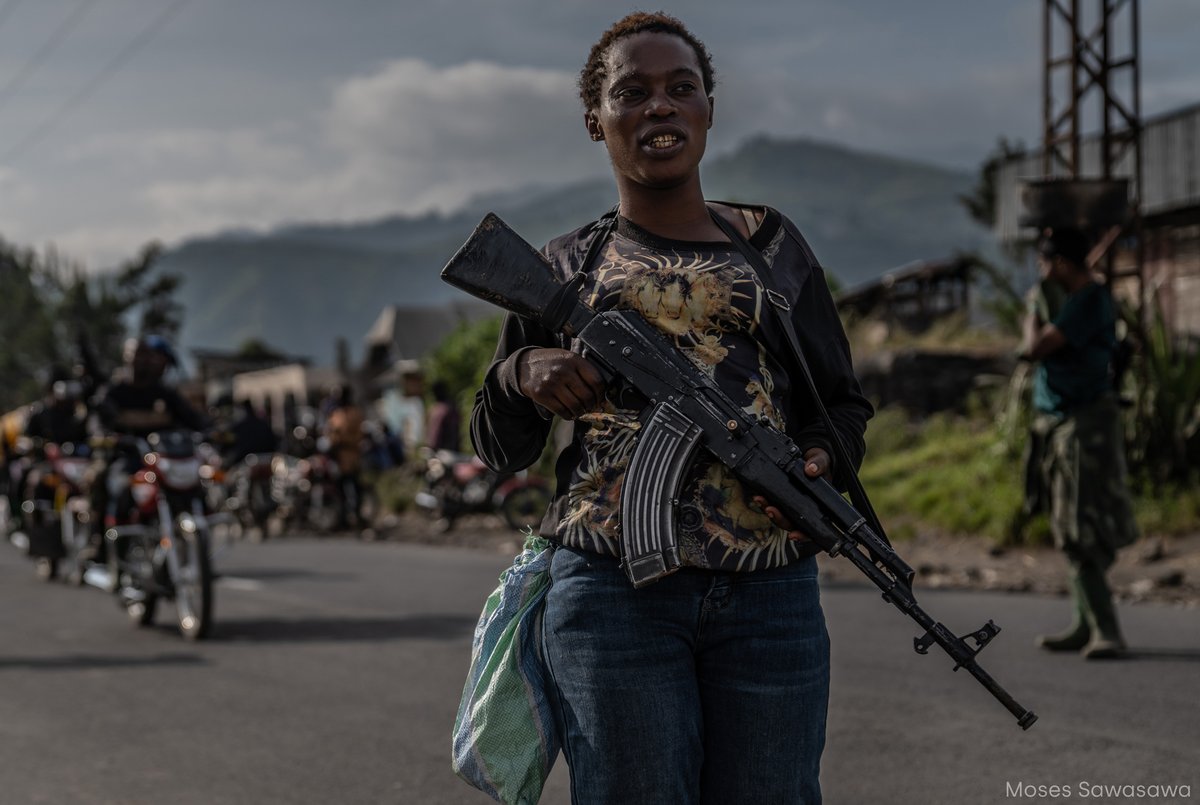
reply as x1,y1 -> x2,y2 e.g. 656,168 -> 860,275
705,206 -> 888,543
541,208 -> 617,333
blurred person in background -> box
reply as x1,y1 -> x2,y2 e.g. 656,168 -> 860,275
6,372 -> 90,532
25,372 -> 90,447
426,380 -> 461,453
324,384 -> 365,529
1020,227 -> 1138,660
225,399 -> 279,467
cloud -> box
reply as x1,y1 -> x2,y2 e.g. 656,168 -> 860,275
64,127 -> 309,176
322,58 -> 601,213
29,59 -> 608,266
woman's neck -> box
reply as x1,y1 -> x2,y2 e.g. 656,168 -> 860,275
614,174 -> 726,242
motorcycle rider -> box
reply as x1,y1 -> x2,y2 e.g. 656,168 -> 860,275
8,373 -> 91,533
224,399 -> 279,467
87,335 -> 208,561
426,380 -> 462,453
26,373 -> 90,446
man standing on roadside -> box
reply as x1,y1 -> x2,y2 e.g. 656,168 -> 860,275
1021,227 -> 1139,659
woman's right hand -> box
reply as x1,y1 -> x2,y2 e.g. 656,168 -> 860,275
516,348 -> 606,420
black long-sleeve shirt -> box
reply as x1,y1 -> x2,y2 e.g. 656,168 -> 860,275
100,381 -> 208,438
471,204 -> 872,570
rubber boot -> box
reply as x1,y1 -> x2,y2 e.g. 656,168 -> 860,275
1036,566 -> 1091,651
1077,562 -> 1126,660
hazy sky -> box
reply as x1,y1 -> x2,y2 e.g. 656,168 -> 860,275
0,0 -> 1196,269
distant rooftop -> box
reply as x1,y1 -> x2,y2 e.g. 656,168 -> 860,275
995,101 -> 1200,241
837,257 -> 973,332
363,299 -> 495,363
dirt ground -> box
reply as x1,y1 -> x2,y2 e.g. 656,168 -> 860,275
377,512 -> 1200,609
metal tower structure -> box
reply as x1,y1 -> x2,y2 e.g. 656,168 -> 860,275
1041,0 -> 1143,304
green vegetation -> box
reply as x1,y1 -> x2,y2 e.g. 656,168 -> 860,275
859,405 -> 1200,545
843,310 -> 1018,358
424,315 -> 504,414
369,465 -> 424,514
0,240 -> 60,410
0,238 -> 180,412
235,338 -> 287,361
1125,303 -> 1200,485
859,408 -> 1030,543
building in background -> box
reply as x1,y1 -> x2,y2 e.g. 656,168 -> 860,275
994,102 -> 1200,337
361,300 -> 495,380
190,345 -> 308,410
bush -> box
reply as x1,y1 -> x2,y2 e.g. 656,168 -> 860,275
368,466 -> 423,514
859,406 -> 1199,545
860,412 -> 1025,544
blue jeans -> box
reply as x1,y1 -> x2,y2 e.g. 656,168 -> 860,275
542,546 -> 829,805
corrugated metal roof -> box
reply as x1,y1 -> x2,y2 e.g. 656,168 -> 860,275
995,102 -> 1200,241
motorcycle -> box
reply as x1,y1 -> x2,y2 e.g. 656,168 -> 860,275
223,452 -> 278,538
82,430 -> 217,640
261,450 -> 337,534
415,449 -> 551,532
10,439 -> 95,582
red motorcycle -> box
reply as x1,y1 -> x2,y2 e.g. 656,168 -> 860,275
83,431 -> 216,640
415,449 -> 551,533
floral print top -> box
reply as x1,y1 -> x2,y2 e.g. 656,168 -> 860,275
551,215 -> 808,572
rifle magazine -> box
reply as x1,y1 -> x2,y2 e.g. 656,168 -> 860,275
619,401 -> 703,588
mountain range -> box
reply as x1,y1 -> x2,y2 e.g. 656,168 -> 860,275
160,135 -> 987,365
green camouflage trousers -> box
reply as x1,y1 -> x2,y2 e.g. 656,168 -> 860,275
1032,395 -> 1139,569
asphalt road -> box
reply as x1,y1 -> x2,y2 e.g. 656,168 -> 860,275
1,534 -> 1196,805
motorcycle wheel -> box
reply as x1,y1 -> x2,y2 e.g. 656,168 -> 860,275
61,506 -> 90,586
117,533 -> 158,626
249,480 -> 273,539
173,523 -> 213,640
308,500 -> 340,534
427,481 -> 459,534
500,485 -> 552,532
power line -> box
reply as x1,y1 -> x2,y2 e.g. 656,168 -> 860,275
2,0 -> 192,164
0,0 -> 98,117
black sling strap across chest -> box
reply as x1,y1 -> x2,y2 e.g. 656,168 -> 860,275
706,206 -> 888,544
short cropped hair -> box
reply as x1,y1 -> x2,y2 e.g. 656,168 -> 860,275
578,12 -> 715,112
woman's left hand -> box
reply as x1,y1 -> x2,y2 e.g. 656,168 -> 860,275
752,447 -> 831,544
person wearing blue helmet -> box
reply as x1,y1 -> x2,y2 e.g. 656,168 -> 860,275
86,335 -> 208,563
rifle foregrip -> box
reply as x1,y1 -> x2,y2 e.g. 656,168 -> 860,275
620,401 -> 704,588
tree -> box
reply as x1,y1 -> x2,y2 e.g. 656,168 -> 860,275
0,239 -> 60,410
114,243 -> 184,340
958,137 -> 1025,230
956,137 -> 1030,335
0,236 -> 184,411
424,315 -> 504,410
236,338 -> 286,361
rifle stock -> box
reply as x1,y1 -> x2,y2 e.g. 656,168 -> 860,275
441,212 -> 593,336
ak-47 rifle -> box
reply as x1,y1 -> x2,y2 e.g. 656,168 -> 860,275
442,213 -> 1038,731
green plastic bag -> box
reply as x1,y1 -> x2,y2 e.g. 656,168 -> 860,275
452,535 -> 557,804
